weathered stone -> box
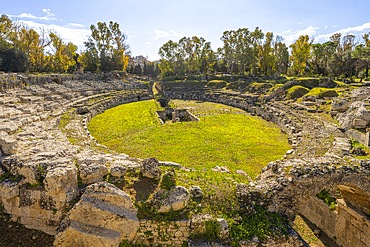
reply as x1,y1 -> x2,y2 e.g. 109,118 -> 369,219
0,131 -> 18,155
44,166 -> 78,199
54,182 -> 139,246
153,186 -> 190,213
79,163 -> 108,184
353,118 -> 367,129
217,218 -> 229,240
110,163 -> 127,178
212,165 -> 230,173
77,107 -> 89,115
141,158 -> 162,180
190,186 -> 203,200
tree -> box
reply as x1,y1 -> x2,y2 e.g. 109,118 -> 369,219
273,36 -> 289,75
352,33 -> 370,78
289,35 -> 312,75
258,32 -> 275,75
328,33 -> 356,77
84,21 -> 129,72
158,40 -> 180,77
0,47 -> 28,72
47,32 -> 77,73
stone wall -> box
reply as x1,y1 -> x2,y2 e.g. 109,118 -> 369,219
336,199 -> 370,247
0,74 -> 151,237
133,220 -> 189,246
299,196 -> 337,238
300,197 -> 370,247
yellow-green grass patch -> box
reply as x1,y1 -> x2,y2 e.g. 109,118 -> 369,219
88,100 -> 290,179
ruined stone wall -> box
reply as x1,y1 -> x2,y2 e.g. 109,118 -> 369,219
133,220 -> 189,246
336,199 -> 370,247
0,72 -> 133,91
299,196 -> 337,238
0,75 -> 151,236
299,197 -> 370,247
347,129 -> 370,147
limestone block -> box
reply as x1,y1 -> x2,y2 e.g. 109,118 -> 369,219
153,186 -> 190,213
217,218 -> 229,240
0,181 -> 19,199
54,221 -> 122,247
110,163 -> 126,178
12,163 -> 38,184
141,158 -> 162,180
190,186 -> 203,200
55,182 -> 139,245
353,118 -> 367,129
357,106 -> 370,122
0,122 -> 19,134
332,99 -> 350,112
79,163 -> 108,184
44,166 -> 78,197
0,131 -> 18,155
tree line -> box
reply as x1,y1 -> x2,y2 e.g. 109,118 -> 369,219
0,14 -> 132,73
158,27 -> 370,79
2,13 -> 370,79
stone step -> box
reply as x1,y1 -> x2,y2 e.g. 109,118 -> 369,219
54,220 -> 121,247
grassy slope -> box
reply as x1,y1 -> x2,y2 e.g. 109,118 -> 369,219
88,100 -> 290,178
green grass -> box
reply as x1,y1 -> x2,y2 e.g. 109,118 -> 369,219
286,85 -> 309,99
88,99 -> 290,179
305,87 -> 339,98
88,99 -> 292,243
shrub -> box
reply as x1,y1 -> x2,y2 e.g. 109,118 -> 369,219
316,189 -> 337,210
190,219 -> 221,241
286,85 -> 309,99
305,88 -> 339,98
247,82 -> 273,93
207,80 -> 227,88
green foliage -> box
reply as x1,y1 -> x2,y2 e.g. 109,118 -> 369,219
0,172 -> 23,183
207,80 -> 227,88
190,219 -> 221,241
0,47 -> 28,72
160,169 -> 177,190
37,164 -> 46,185
58,111 -> 71,130
286,85 -> 309,99
247,82 -> 273,93
305,87 -> 339,98
289,35 -> 312,76
88,100 -> 290,179
316,190 -> 337,210
229,206 -> 289,244
84,21 -> 129,72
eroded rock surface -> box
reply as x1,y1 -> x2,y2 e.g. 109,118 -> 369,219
152,186 -> 190,213
54,182 -> 139,247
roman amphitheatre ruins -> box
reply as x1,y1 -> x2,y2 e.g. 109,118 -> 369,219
0,72 -> 369,247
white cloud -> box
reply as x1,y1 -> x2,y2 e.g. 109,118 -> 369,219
316,21 -> 370,43
145,42 -> 151,45
68,23 -> 85,28
281,29 -> 292,35
154,30 -> 170,40
9,9 -> 57,21
281,25 -> 319,44
170,30 -> 183,39
324,25 -> 328,30
21,20 -> 90,50
153,29 -> 184,41
17,13 -> 38,19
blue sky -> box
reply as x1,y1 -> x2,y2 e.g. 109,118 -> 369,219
2,0 -> 370,60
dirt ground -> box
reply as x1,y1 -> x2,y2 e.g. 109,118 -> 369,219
0,213 -> 54,247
